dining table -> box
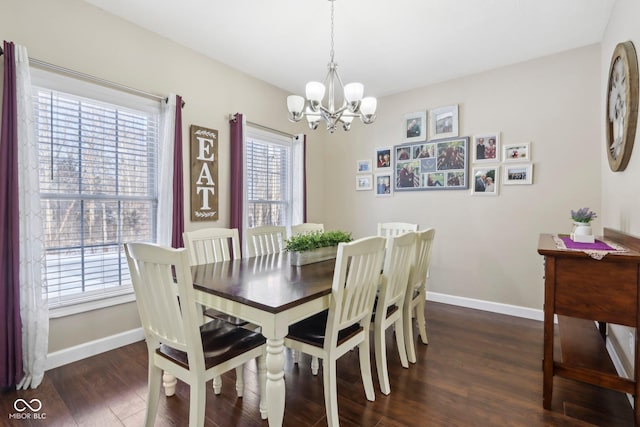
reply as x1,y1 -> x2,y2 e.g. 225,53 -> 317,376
189,252 -> 335,427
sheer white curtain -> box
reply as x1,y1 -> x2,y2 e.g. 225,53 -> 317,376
16,44 -> 48,390
291,134 -> 305,226
156,94 -> 177,246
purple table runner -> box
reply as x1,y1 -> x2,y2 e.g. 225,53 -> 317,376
559,236 -> 615,251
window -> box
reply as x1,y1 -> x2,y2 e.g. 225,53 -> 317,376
31,69 -> 160,312
243,126 -> 304,238
245,128 -> 292,228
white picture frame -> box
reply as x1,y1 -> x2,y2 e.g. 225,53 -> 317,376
503,163 -> 533,185
356,174 -> 373,191
471,166 -> 500,195
402,111 -> 427,143
356,159 -> 372,174
375,147 -> 392,170
375,173 -> 393,197
503,142 -> 531,162
472,133 -> 500,163
429,104 -> 459,140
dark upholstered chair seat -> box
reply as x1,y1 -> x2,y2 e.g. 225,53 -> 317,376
158,318 -> 265,370
286,310 -> 362,348
371,296 -> 399,322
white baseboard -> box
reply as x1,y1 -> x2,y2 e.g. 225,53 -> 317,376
427,291 -> 544,321
46,327 -> 144,371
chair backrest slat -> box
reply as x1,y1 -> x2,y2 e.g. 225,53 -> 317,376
291,223 -> 324,236
328,236 -> 386,341
381,232 -> 417,309
183,228 -> 241,265
245,226 -> 287,257
125,243 -> 203,360
409,228 -> 436,293
377,222 -> 419,238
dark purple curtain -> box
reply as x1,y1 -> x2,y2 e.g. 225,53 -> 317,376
302,134 -> 307,222
229,113 -> 244,254
0,41 -> 22,390
170,95 -> 184,249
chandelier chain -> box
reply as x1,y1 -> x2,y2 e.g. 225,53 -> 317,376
329,0 -> 335,63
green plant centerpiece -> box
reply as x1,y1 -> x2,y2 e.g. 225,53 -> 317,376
285,230 -> 352,266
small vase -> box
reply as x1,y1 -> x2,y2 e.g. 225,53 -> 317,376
571,221 -> 594,243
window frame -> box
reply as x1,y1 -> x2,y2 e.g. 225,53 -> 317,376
30,67 -> 161,317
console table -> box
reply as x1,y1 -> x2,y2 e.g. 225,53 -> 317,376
538,229 -> 640,425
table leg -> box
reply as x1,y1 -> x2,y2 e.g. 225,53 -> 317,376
266,337 -> 286,427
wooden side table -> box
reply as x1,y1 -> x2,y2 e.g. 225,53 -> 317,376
538,229 -> 640,425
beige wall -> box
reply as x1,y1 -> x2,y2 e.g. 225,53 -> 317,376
2,0 -> 328,353
600,0 -> 640,375
2,0 -> 605,358
323,45 -> 602,310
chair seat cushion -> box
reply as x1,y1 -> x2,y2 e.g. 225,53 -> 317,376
286,310 -> 362,348
158,318 -> 265,370
371,296 -> 398,321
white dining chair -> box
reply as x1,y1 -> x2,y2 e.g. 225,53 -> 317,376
373,231 -> 416,395
377,222 -> 418,237
290,223 -> 324,236
284,236 -> 386,427
245,225 -> 287,258
183,227 -> 240,265
183,227 -> 253,394
124,242 -> 267,426
404,228 -> 436,363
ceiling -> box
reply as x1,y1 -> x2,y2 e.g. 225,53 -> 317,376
83,0 -> 615,98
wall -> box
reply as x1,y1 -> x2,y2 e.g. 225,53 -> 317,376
600,0 -> 640,376
2,0 -> 605,362
1,0 -> 328,354
323,44 -> 602,311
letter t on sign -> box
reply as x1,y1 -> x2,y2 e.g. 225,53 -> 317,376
190,125 -> 219,221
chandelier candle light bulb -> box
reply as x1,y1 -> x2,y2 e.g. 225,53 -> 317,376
286,0 -> 377,133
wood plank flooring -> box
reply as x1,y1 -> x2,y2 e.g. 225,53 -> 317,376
0,302 -> 634,426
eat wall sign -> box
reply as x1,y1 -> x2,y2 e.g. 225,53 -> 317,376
190,125 -> 218,222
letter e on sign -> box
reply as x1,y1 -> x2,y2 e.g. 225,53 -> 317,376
190,125 -> 219,221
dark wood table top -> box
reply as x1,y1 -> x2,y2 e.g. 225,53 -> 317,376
191,252 -> 334,314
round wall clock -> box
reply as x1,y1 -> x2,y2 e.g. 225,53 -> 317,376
606,41 -> 639,172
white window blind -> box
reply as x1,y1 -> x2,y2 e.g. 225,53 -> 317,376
32,74 -> 160,310
245,129 -> 292,228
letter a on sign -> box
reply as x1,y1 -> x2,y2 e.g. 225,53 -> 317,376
190,125 -> 219,221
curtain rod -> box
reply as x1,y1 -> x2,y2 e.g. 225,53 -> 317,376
1,47 -> 185,107
229,114 -> 295,138
248,121 -> 295,139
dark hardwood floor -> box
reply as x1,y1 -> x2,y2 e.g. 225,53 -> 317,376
1,302 -> 634,426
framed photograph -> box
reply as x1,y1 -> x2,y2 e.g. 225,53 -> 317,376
375,173 -> 393,197
473,133 -> 500,163
355,174 -> 373,191
375,147 -> 392,170
503,142 -> 531,162
429,104 -> 459,140
402,111 -> 427,143
471,166 -> 500,195
356,159 -> 372,174
503,163 -> 533,185
394,136 -> 469,191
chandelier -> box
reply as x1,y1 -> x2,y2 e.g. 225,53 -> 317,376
286,0 -> 377,133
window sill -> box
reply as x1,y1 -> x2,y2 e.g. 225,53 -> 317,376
49,291 -> 136,319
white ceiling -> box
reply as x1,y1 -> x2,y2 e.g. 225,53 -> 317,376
83,0 -> 615,98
